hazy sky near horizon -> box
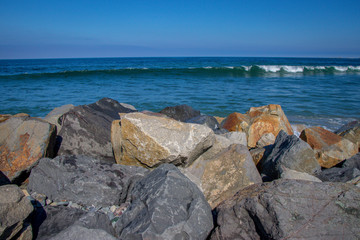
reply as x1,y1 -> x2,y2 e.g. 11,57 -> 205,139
1,0 -> 360,59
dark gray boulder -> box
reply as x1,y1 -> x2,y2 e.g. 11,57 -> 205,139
186,114 -> 224,133
115,164 -> 213,240
57,98 -> 137,163
50,225 -> 117,240
36,206 -> 115,240
259,130 -> 321,180
27,155 -> 148,207
0,184 -> 34,240
316,153 -> 360,182
159,104 -> 201,122
210,179 -> 360,240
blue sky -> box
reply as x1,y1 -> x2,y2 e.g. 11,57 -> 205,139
1,0 -> 360,59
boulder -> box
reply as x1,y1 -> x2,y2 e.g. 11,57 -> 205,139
210,179 -> 360,240
259,130 -> 321,180
44,104 -> 75,132
220,112 -> 249,132
280,167 -> 322,182
183,144 -> 262,209
247,104 -> 293,148
0,115 -> 56,182
114,164 -> 213,239
220,105 -> 293,148
36,206 -> 115,240
300,126 -> 358,168
159,104 -> 201,122
28,155 -> 148,207
0,184 -> 34,240
316,153 -> 360,183
186,115 -> 221,132
221,131 -> 247,146
112,112 -> 214,168
57,98 -> 136,163
335,120 -> 360,151
256,132 -> 275,147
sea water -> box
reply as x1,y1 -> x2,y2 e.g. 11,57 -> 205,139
0,57 -> 359,131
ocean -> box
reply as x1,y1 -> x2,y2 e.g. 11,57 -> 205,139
0,57 -> 359,131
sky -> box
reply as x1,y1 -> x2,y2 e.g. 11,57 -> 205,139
1,0 -> 360,59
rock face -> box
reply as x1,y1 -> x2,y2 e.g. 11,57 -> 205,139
300,126 -> 358,168
159,104 -> 201,122
210,179 -> 360,240
57,98 -> 136,163
183,144 -> 262,209
335,120 -> 360,151
260,130 -> 321,180
316,153 -> 360,182
44,104 -> 75,132
221,132 -> 247,146
28,155 -> 148,207
36,206 -> 116,240
0,184 -> 34,240
112,112 -> 214,168
280,167 -> 322,182
114,164 -> 213,239
221,104 -> 293,148
0,115 -> 56,182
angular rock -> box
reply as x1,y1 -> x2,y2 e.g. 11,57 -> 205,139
211,179 -> 360,240
260,130 -> 321,180
300,126 -> 358,168
112,112 -> 214,168
214,116 -> 225,126
0,115 -> 56,182
36,206 -> 115,240
335,120 -> 360,151
44,104 -> 75,132
316,153 -> 360,183
114,164 -> 213,239
221,131 -> 247,146
292,123 -> 307,137
247,104 -> 293,148
220,112 -> 250,132
250,147 -> 266,165
159,104 -> 201,122
0,184 -> 34,240
256,132 -> 275,148
280,167 -> 322,182
57,98 -> 136,163
28,155 -> 148,207
186,114 -> 221,132
220,105 -> 293,148
183,144 -> 262,209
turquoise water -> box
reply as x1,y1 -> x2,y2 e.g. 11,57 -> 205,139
0,57 -> 359,130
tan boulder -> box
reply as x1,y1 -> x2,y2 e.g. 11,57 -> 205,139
111,112 -> 214,168
220,112 -> 249,132
44,104 -> 74,132
300,126 -> 358,168
250,147 -> 266,165
247,104 -> 293,148
0,116 -> 56,182
182,143 -> 262,209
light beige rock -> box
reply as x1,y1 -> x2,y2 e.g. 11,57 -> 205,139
0,116 -> 56,181
112,112 -> 214,168
44,104 -> 74,132
221,131 -> 247,146
183,144 -> 262,209
250,147 -> 266,165
256,132 -> 275,148
280,166 -> 322,182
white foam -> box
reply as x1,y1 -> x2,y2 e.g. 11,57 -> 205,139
283,66 -> 304,73
334,66 -> 348,72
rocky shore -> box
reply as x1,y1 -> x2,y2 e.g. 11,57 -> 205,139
0,97 -> 359,240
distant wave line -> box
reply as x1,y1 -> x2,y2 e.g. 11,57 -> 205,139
1,65 -> 360,78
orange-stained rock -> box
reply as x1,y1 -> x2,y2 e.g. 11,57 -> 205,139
247,104 -> 293,148
0,115 -> 56,182
214,116 -> 225,125
221,112 -> 250,132
335,120 -> 360,152
300,126 -> 358,168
